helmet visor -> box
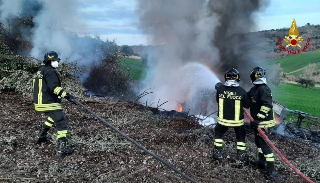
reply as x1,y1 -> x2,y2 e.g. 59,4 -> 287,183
225,73 -> 239,80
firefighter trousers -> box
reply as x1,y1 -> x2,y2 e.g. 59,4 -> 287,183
42,110 -> 69,139
254,128 -> 275,162
214,123 -> 246,152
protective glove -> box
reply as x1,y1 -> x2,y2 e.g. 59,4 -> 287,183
215,82 -> 223,90
251,119 -> 260,129
65,93 -> 76,103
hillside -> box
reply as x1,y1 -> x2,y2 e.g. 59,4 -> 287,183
272,83 -> 320,117
131,24 -> 320,61
0,92 -> 319,182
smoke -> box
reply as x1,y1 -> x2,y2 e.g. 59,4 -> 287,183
207,0 -> 268,84
136,0 -> 268,113
0,0 -> 116,68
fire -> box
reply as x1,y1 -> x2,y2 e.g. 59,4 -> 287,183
177,103 -> 183,112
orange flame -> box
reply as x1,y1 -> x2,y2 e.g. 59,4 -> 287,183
177,103 -> 183,112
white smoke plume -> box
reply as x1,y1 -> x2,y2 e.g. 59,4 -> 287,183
0,0 -> 114,67
30,0 -> 83,61
136,0 -> 268,114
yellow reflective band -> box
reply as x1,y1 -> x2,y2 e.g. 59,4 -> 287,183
32,79 -> 35,92
38,79 -> 43,104
35,103 -> 62,112
215,139 -> 224,143
260,106 -> 271,113
237,146 -> 246,150
237,142 -> 246,146
259,120 -> 276,128
257,113 -> 266,119
219,98 -> 224,119
234,100 -> 240,121
61,91 -> 67,98
264,153 -> 274,158
258,148 -> 263,153
214,142 -> 223,147
48,117 -> 54,123
45,121 -> 53,127
54,87 -> 63,95
266,158 -> 275,162
57,130 -> 67,139
217,118 -> 244,127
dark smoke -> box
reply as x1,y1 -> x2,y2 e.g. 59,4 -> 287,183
208,0 -> 269,87
21,0 -> 43,18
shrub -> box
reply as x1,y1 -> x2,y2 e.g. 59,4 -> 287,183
297,77 -> 315,88
83,51 -> 135,99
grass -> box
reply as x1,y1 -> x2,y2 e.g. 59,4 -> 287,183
268,49 -> 320,73
272,83 -> 320,117
290,62 -> 320,76
121,57 -> 146,80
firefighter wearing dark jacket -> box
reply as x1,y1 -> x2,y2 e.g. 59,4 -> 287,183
213,68 -> 250,166
33,51 -> 76,158
248,67 -> 276,180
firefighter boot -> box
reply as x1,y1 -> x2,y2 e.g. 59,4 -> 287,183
212,148 -> 223,161
236,150 -> 247,168
265,162 -> 276,180
35,125 -> 52,144
250,152 -> 266,169
57,138 -> 74,158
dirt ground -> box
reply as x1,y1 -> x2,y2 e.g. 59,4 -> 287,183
0,92 -> 319,183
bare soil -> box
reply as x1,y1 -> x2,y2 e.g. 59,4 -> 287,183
0,92 -> 319,183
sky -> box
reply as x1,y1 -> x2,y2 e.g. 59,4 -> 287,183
78,0 -> 320,46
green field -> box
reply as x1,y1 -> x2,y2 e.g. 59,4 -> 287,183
121,57 -> 145,80
289,62 -> 320,76
268,49 -> 320,74
272,83 -> 320,117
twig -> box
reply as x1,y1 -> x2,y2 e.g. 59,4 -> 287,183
157,100 -> 169,109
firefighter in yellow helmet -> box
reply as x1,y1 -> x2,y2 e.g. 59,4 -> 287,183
213,68 -> 250,166
33,51 -> 76,158
248,67 -> 276,180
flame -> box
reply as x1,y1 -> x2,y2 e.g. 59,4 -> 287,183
177,103 -> 183,112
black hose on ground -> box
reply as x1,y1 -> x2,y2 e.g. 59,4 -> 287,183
73,99 -> 198,183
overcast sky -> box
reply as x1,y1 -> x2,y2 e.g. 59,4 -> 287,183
78,0 -> 320,46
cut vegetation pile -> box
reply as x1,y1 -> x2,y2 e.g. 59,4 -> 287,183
0,92 -> 319,182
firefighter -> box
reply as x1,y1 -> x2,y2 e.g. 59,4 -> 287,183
213,68 -> 250,166
248,67 -> 276,180
33,51 -> 76,158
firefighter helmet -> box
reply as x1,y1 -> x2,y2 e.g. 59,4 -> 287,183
44,51 -> 61,64
250,67 -> 266,83
224,68 -> 240,82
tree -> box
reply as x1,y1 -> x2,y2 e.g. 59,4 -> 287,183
297,78 -> 315,88
120,45 -> 134,56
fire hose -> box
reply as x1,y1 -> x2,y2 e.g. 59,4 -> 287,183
243,108 -> 314,183
73,99 -> 198,183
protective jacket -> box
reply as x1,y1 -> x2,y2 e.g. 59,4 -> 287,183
247,84 -> 275,128
216,85 -> 250,127
33,65 -> 67,112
